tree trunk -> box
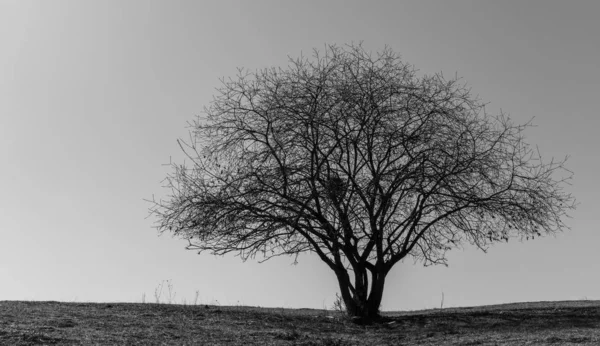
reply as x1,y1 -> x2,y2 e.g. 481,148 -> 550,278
334,268 -> 386,324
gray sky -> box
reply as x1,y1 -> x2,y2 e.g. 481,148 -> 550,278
1,0 -> 598,311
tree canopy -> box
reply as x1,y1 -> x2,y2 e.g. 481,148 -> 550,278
149,44 -> 576,323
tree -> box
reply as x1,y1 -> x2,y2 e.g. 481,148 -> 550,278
148,44 -> 576,323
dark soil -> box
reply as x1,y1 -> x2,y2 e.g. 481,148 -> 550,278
1,300 -> 600,345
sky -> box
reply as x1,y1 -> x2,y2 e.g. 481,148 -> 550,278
0,0 -> 598,312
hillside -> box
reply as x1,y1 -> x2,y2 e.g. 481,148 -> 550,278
1,300 -> 599,345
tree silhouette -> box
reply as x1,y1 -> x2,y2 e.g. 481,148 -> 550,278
148,44 -> 576,323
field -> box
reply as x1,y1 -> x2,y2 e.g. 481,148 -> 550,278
1,300 -> 600,345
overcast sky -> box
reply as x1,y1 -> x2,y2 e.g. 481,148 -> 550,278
1,0 -> 598,311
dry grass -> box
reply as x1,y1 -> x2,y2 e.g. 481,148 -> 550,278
1,300 -> 600,345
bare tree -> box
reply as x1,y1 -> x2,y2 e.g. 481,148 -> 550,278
148,44 -> 576,323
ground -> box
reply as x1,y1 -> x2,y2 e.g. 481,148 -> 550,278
1,300 -> 599,345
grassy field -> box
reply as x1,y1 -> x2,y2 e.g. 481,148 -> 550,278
1,300 -> 600,345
